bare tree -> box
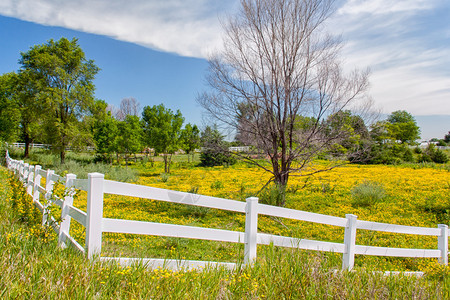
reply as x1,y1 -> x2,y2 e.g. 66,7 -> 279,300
115,97 -> 142,121
197,0 -> 371,206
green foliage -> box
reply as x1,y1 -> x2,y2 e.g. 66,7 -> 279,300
325,110 -> 369,154
19,37 -> 100,163
362,143 -> 411,165
419,197 -> 450,224
210,180 -> 224,190
142,104 -> 184,173
200,149 -> 236,167
259,183 -> 286,207
0,72 -> 20,142
116,115 -> 143,167
180,123 -> 200,162
200,124 -> 225,149
160,173 -> 170,183
8,173 -> 41,225
444,131 -> 450,144
199,125 -> 236,167
351,180 -> 386,207
386,110 -> 421,144
419,144 -> 449,164
92,103 -> 119,163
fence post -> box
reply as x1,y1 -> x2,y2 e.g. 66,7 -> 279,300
438,224 -> 448,265
5,150 -> 9,169
26,165 -> 34,196
86,173 -> 105,260
43,169 -> 55,226
244,197 -> 259,265
18,160 -> 24,177
59,174 -> 77,248
342,214 -> 358,270
22,162 -> 29,183
32,165 -> 42,203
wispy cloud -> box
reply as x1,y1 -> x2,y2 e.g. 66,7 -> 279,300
338,0 -> 436,15
1,0 -> 449,116
331,0 -> 450,115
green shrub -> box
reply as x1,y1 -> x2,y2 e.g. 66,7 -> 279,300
431,149 -> 449,164
259,183 -> 285,207
210,180 -> 224,190
160,173 -> 170,183
413,147 -> 422,154
200,149 -> 236,167
402,148 -> 415,162
351,180 -> 386,207
420,144 -> 449,164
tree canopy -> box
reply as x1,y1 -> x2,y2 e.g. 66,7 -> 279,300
0,72 -> 20,143
386,110 -> 420,144
142,104 -> 184,173
19,37 -> 99,163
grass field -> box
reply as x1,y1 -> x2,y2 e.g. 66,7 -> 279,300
2,164 -> 450,298
10,147 -> 444,272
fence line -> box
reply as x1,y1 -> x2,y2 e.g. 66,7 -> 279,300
4,150 -> 449,271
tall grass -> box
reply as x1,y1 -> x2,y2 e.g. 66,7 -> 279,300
1,166 -> 449,299
7,147 -> 138,182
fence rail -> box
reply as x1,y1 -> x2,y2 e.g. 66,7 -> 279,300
4,150 -> 449,271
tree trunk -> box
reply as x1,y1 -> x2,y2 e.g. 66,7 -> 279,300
163,154 -> 172,173
60,149 -> 66,164
24,133 -> 31,158
271,155 -> 289,207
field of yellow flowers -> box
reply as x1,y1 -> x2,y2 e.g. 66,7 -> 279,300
65,159 -> 450,271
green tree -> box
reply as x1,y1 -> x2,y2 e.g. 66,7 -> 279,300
200,125 -> 236,167
93,103 -> 119,164
0,72 -> 20,143
444,131 -> 450,144
115,115 -> 143,168
180,123 -> 200,162
386,110 -> 420,144
20,37 -> 100,163
142,104 -> 184,173
325,111 -> 369,157
14,71 -> 46,157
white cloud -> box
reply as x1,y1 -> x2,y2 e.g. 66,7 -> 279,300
0,0 -> 238,57
331,0 -> 450,116
1,0 -> 449,116
338,0 -> 436,15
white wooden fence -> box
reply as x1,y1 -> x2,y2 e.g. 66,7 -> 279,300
5,151 -> 449,271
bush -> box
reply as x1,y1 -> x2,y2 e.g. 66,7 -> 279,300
413,147 -> 422,154
259,183 -> 285,207
432,149 -> 449,164
351,180 -> 386,207
200,149 -> 236,167
402,148 -> 415,162
160,173 -> 170,183
420,144 -> 449,164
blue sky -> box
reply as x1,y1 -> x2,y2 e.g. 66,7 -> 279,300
0,0 -> 449,140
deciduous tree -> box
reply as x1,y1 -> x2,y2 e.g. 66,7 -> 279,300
20,37 -> 99,163
142,104 -> 184,173
180,123 -> 200,162
197,0 -> 370,205
386,110 -> 420,144
115,115 -> 143,168
0,72 -> 20,143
